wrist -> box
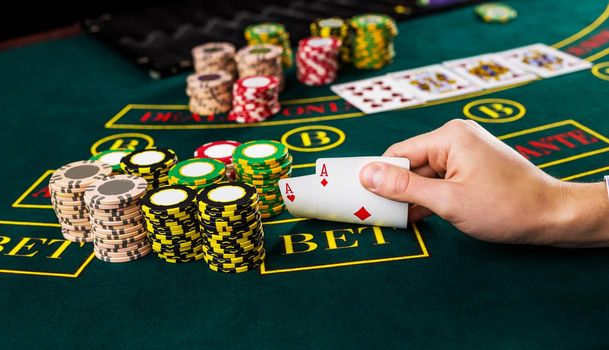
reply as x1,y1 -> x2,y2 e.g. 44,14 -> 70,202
541,181 -> 609,247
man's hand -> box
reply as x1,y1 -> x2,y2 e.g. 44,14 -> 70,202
359,119 -> 609,247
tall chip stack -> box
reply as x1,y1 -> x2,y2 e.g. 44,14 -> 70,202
141,185 -> 204,263
350,14 -> 399,70
50,160 -> 113,242
310,17 -> 352,65
197,182 -> 266,273
235,44 -> 285,91
232,140 -> 292,218
120,148 -> 178,191
194,140 -> 241,180
90,149 -> 133,174
191,42 -> 237,79
296,37 -> 341,86
229,75 -> 281,123
168,158 -> 227,190
85,175 -> 150,263
244,23 -> 293,69
185,71 -> 233,116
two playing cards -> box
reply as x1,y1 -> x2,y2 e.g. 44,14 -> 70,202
279,157 -> 410,229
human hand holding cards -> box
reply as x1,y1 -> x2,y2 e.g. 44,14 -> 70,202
278,156 -> 410,228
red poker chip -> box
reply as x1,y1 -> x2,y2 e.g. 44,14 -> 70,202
194,140 -> 241,163
234,75 -> 279,92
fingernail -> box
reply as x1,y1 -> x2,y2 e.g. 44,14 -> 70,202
362,164 -> 383,190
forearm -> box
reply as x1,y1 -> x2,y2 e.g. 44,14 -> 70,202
542,181 -> 609,247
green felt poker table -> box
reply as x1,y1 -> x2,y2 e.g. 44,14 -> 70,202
2,0 -> 609,348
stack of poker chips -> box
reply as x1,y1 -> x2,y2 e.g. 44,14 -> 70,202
233,140 -> 292,218
228,75 -> 281,123
310,17 -> 352,64
197,182 -> 266,273
85,175 -> 150,263
191,42 -> 237,79
244,23 -> 293,68
89,149 -> 133,174
120,148 -> 178,191
235,44 -> 285,91
141,185 -> 204,263
194,140 -> 241,180
350,14 -> 398,70
296,37 -> 341,86
168,158 -> 227,190
186,71 -> 233,116
49,160 -> 113,242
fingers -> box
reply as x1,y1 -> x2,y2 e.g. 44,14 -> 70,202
408,205 -> 434,222
359,161 -> 454,215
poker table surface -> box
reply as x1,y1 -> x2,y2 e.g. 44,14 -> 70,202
3,0 -> 609,348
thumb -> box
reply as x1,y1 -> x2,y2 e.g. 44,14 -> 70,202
359,161 -> 454,214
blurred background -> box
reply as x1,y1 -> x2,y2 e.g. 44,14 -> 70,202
0,0 -> 480,77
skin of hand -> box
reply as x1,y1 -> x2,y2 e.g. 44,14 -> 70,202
359,119 -> 609,248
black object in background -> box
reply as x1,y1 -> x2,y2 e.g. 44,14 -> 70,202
80,0 -> 480,78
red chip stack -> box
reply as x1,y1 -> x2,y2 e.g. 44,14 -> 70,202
194,140 -> 241,179
228,75 -> 281,123
296,37 -> 342,86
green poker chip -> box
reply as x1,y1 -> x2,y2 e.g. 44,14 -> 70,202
233,140 -> 288,166
90,149 -> 134,173
168,158 -> 226,186
475,3 -> 517,23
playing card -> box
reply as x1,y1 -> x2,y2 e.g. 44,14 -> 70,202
443,53 -> 537,89
498,43 -> 592,78
315,156 -> 410,228
278,175 -> 318,218
388,64 -> 482,100
330,76 -> 426,114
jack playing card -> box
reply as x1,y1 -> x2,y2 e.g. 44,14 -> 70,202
388,64 -> 482,101
498,43 -> 592,78
331,76 -> 426,114
443,53 -> 537,89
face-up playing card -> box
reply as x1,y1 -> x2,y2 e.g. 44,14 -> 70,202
330,76 -> 426,114
278,175 -> 318,218
498,43 -> 592,78
388,64 -> 482,101
443,53 -> 537,89
314,156 -> 410,229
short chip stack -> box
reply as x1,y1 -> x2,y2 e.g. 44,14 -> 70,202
310,17 -> 352,64
90,149 -> 133,174
197,182 -> 266,273
121,148 -> 178,191
235,44 -> 285,91
244,23 -> 293,68
296,37 -> 341,86
141,185 -> 204,263
474,3 -> 517,23
233,140 -> 292,218
228,76 -> 281,123
85,175 -> 150,263
168,158 -> 227,190
49,160 -> 113,242
191,42 -> 237,78
194,140 -> 241,179
350,14 -> 398,70
186,71 -> 233,116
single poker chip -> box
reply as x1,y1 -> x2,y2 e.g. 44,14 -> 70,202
233,140 -> 288,166
206,260 -> 262,273
140,185 -> 197,215
197,182 -> 258,210
90,149 -> 134,173
50,160 -> 113,192
194,140 -> 241,163
168,158 -> 226,186
84,174 -> 148,206
475,3 -> 517,23
120,148 -> 177,174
